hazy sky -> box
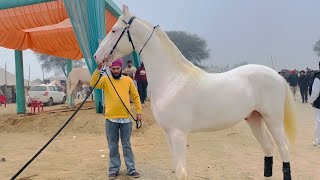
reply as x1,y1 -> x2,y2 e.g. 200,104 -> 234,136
1,0 -> 320,80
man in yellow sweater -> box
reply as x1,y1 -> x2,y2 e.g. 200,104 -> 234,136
90,58 -> 142,179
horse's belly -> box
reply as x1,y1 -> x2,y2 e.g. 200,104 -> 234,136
190,86 -> 253,132
190,115 -> 243,133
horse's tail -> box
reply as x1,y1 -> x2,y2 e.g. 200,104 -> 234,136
283,78 -> 297,146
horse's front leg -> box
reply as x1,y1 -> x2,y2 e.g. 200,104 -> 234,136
163,128 -> 176,173
170,129 -> 188,180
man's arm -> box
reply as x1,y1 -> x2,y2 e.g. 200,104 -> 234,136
90,69 -> 105,89
309,78 -> 320,103
129,79 -> 142,114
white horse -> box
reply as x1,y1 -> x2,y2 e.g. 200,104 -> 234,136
67,67 -> 91,106
94,5 -> 296,180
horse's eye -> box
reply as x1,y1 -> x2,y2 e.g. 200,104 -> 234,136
112,30 -> 116,33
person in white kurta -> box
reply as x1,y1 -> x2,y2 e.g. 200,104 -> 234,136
309,74 -> 320,147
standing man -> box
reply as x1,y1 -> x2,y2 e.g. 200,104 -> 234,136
135,62 -> 148,104
287,70 -> 299,100
309,62 -> 320,147
90,58 -> 142,179
298,70 -> 309,103
123,60 -> 137,80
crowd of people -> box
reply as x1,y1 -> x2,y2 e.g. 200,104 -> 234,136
280,69 -> 315,103
279,64 -> 320,148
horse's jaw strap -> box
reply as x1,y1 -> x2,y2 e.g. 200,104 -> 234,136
109,26 -> 128,55
109,16 -> 137,56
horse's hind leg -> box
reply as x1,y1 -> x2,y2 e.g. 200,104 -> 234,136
246,111 -> 275,177
264,114 -> 292,180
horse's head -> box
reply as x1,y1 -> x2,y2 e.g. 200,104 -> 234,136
94,5 -> 150,66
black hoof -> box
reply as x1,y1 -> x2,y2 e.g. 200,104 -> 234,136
283,162 -> 291,180
264,156 -> 273,177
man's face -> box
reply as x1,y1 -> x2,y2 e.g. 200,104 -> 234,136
111,66 -> 122,79
128,62 -> 132,67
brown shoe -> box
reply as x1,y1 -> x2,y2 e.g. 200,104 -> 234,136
128,172 -> 140,178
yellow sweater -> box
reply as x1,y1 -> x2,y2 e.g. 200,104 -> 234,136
90,70 -> 142,119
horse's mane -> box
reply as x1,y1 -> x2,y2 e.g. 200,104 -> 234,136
139,19 -> 205,78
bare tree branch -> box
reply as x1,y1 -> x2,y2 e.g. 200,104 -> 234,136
34,53 -> 86,77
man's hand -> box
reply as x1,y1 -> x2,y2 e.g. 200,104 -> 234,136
136,114 -> 142,121
97,62 -> 104,70
97,64 -> 102,70
97,59 -> 107,70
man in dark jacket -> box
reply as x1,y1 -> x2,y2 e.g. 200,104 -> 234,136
298,70 -> 309,103
306,70 -> 314,93
287,70 -> 299,100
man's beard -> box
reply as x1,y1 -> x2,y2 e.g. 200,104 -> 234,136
111,71 -> 122,79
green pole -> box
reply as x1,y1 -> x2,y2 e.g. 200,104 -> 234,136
91,64 -> 104,114
66,60 -> 73,106
14,50 -> 26,114
63,0 -> 105,113
132,51 -> 141,67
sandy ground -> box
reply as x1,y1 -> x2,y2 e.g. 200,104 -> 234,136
1,97 -> 320,180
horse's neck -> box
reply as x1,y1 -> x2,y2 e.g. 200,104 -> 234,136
140,30 -> 205,101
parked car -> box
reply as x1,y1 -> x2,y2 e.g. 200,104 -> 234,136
26,84 -> 66,106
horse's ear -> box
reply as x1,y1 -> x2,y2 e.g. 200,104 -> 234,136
123,4 -> 129,16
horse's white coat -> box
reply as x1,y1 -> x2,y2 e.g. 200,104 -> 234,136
67,67 -> 91,106
94,5 -> 296,179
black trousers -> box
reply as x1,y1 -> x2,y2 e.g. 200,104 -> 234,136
137,80 -> 148,103
300,86 -> 308,103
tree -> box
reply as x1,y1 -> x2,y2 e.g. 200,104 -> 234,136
35,53 -> 86,77
166,31 -> 210,65
314,39 -> 320,57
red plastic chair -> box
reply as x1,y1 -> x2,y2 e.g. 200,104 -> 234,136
0,95 -> 6,108
30,99 -> 44,113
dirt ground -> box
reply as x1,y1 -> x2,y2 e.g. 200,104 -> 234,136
0,98 -> 320,180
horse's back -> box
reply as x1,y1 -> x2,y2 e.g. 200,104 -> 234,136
227,64 -> 279,78
222,64 -> 285,89
227,64 -> 286,112
69,68 -> 91,82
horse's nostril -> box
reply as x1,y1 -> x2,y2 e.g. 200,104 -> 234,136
94,55 -> 96,60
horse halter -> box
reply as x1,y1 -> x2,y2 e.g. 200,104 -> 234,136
108,16 -> 159,57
